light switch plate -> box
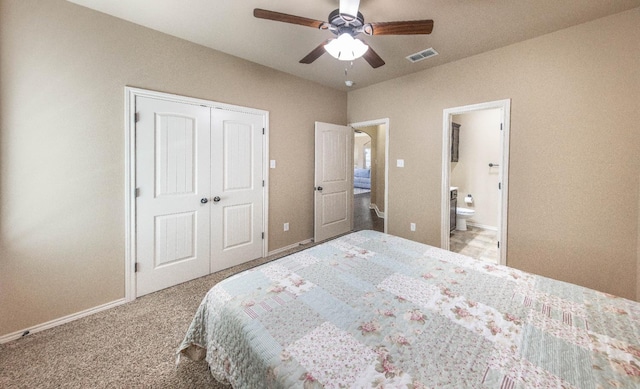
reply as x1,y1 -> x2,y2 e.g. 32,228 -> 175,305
397,159 -> 405,167
270,160 -> 276,169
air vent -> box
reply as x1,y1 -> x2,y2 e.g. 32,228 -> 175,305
406,48 -> 438,63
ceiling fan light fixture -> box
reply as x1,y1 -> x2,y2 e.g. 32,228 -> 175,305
325,33 -> 369,61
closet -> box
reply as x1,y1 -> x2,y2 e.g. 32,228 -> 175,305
134,95 -> 266,296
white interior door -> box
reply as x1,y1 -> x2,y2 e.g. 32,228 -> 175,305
314,121 -> 354,242
135,97 -> 211,297
210,110 -> 265,272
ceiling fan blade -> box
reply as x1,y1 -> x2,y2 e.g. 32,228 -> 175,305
362,45 -> 385,68
369,20 -> 434,35
300,40 -> 331,64
254,8 -> 325,29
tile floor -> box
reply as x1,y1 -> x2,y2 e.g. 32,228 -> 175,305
450,226 -> 499,264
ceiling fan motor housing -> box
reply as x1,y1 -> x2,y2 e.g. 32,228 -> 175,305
327,9 -> 368,36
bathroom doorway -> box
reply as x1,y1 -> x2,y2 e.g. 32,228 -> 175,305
441,100 -> 510,266
351,119 -> 389,233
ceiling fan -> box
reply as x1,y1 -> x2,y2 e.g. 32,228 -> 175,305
254,0 -> 434,68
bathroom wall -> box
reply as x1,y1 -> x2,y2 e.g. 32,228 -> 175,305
450,109 -> 502,229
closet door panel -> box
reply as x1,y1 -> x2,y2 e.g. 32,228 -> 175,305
135,97 -> 211,297
211,110 -> 264,272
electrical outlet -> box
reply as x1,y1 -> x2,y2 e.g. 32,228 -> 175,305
410,223 -> 416,231
284,222 -> 289,231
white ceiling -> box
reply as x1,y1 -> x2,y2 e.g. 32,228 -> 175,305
67,0 -> 640,91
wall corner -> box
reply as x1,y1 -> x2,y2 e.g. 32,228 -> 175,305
637,174 -> 640,302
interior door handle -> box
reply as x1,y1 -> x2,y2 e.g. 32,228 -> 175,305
315,186 -> 323,191
213,196 -> 221,202
200,198 -> 208,204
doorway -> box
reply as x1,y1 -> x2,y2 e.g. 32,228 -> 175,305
351,118 -> 389,233
313,119 -> 389,242
441,100 -> 510,266
353,129 -> 383,232
314,122 -> 354,242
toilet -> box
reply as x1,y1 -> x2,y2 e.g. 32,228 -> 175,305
456,207 -> 475,231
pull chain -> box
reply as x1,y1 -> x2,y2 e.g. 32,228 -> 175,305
344,61 -> 355,87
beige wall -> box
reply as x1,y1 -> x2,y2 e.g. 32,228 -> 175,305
451,109 -> 501,228
348,8 -> 640,300
354,134 -> 371,169
374,125 -> 387,213
0,0 -> 346,336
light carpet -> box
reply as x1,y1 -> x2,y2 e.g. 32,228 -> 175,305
0,244 -> 314,388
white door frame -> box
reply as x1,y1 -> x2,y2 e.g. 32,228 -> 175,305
124,87 -> 269,302
441,100 -> 510,265
350,118 -> 390,233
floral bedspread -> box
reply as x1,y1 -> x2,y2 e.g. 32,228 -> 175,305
178,230 -> 640,388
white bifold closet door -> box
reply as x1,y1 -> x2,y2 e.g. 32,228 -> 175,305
135,96 -> 264,297
210,109 -> 264,273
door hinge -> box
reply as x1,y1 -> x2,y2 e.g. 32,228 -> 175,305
497,241 -> 500,249
135,188 -> 140,197
135,112 -> 140,123
498,182 -> 502,190
261,232 -> 265,239
262,128 -> 265,135
500,123 -> 503,131
134,262 -> 139,272
262,180 -> 265,187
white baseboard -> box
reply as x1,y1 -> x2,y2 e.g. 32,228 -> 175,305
2,237 -> 316,344
467,222 -> 497,231
0,298 -> 127,344
267,238 -> 314,257
369,203 -> 385,219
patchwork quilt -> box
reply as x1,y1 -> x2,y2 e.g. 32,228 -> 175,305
178,230 -> 640,388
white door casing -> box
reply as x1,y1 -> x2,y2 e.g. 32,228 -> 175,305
135,97 -> 211,297
314,122 -> 354,242
210,109 -> 265,272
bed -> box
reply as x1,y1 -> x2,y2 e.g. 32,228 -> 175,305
178,230 -> 640,388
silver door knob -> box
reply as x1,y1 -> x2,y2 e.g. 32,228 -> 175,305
316,186 -> 323,191
200,198 -> 208,204
213,196 -> 221,202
